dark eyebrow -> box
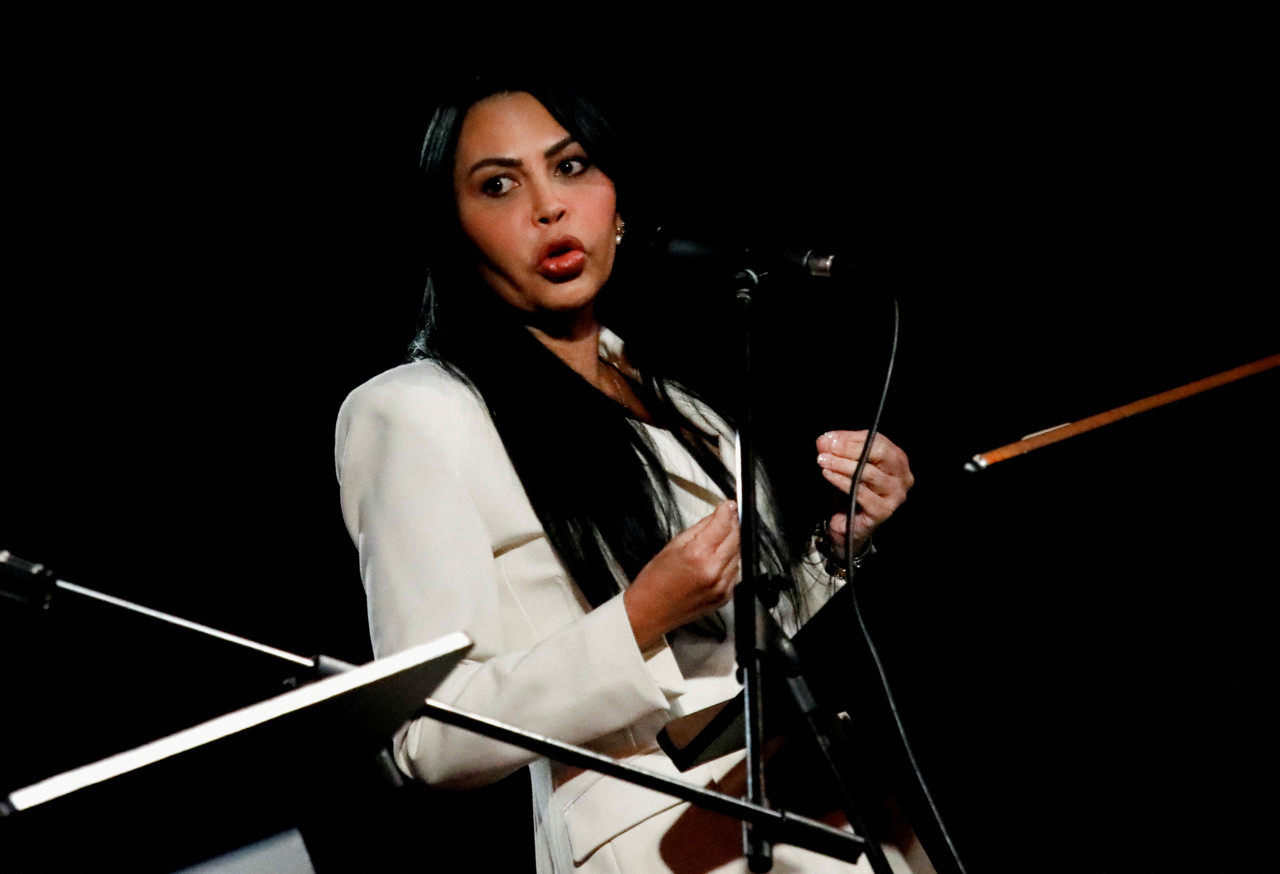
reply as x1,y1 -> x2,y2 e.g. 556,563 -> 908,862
543,135 -> 577,158
465,136 -> 580,177
465,156 -> 521,176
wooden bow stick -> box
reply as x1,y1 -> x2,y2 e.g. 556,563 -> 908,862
966,353 -> 1280,471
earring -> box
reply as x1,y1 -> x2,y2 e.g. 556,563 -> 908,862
614,219 -> 626,246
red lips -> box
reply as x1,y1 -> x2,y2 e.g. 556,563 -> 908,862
537,236 -> 586,281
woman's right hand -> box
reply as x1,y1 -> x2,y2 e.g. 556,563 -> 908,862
623,500 -> 741,650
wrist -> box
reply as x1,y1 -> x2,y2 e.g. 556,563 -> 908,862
623,586 -> 664,651
813,522 -> 875,580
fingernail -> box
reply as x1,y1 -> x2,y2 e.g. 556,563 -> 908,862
817,453 -> 830,465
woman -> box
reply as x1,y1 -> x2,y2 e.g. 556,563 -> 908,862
335,75 -> 917,873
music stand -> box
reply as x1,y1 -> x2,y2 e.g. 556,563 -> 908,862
1,553 -> 874,870
1,633 -> 471,873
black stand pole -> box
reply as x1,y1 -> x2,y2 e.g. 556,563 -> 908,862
729,273 -> 896,874
731,269 -> 772,872
420,700 -> 868,865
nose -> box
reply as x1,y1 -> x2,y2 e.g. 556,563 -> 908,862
531,181 -> 566,225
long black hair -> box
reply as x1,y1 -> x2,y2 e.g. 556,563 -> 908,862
408,71 -> 799,618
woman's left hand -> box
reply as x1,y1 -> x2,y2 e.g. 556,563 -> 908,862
816,430 -> 914,553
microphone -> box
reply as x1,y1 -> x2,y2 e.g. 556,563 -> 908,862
647,228 -> 845,280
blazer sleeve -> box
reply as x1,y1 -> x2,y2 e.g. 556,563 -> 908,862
335,365 -> 683,789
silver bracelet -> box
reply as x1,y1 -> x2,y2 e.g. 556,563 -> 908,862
813,523 -> 875,579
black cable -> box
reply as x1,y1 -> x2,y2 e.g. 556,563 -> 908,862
843,298 -> 969,874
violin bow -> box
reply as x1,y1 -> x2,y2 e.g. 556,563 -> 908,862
965,352 -> 1280,471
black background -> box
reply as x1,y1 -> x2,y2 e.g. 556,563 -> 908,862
3,7 -> 1276,873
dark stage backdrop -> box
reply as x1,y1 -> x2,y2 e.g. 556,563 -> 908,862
4,8 -> 1275,873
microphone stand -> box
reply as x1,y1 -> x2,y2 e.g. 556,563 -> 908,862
731,267 -> 772,871
730,271 -> 897,874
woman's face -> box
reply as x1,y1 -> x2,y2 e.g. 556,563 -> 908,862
452,91 -> 620,325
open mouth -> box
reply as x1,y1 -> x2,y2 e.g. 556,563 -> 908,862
538,236 -> 587,281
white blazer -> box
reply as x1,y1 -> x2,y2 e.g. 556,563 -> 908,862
335,343 -> 862,872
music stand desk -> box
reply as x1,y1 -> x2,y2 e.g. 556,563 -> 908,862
2,633 -> 471,872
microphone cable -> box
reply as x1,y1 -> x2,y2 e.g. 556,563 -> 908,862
842,298 -> 969,874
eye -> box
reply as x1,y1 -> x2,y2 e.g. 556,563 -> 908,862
480,175 -> 518,197
555,157 -> 591,177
